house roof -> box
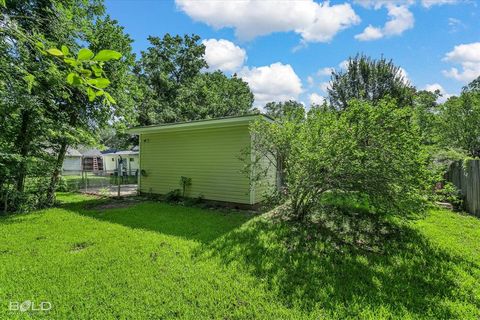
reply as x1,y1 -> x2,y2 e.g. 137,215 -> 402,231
127,114 -> 273,134
81,148 -> 103,157
65,147 -> 82,157
102,150 -> 139,156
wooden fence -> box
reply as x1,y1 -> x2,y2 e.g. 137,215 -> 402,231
447,160 -> 480,217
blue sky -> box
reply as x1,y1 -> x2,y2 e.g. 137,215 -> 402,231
105,0 -> 480,106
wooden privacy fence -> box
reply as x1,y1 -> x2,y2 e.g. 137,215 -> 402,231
447,160 -> 480,217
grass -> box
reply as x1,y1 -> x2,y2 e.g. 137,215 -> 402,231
0,193 -> 479,319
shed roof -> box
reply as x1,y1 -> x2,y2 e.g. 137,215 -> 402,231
102,150 -> 139,156
66,147 -> 82,157
127,114 -> 273,134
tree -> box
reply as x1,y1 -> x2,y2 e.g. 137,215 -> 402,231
264,100 -> 305,120
250,99 -> 426,220
135,34 -> 207,124
175,71 -> 253,121
412,90 -> 440,146
0,0 -> 131,210
328,54 -> 414,110
462,75 -> 480,93
437,92 -> 480,158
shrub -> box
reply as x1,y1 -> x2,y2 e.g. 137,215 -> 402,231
165,189 -> 182,202
250,98 -> 427,220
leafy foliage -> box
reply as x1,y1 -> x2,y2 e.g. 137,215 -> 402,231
437,92 -> 480,158
264,100 -> 305,120
328,54 -> 414,110
250,99 -> 427,220
135,34 -> 253,124
0,0 -> 134,211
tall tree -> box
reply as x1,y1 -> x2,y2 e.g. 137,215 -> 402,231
175,71 -> 253,121
328,54 -> 414,110
264,100 -> 305,120
135,34 -> 207,124
437,92 -> 480,158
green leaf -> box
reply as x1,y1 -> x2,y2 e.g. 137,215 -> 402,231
96,90 -> 105,97
66,73 -> 75,85
23,74 -> 35,93
80,69 -> 92,77
46,48 -> 64,57
93,50 -> 122,62
63,58 -> 78,67
0,0 -> 5,8
78,48 -> 94,61
36,41 -> 45,50
91,65 -> 103,77
104,92 -> 116,104
61,45 -> 69,56
86,79 -> 98,86
87,87 -> 96,102
95,78 -> 111,89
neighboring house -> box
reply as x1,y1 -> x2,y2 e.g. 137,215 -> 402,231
81,148 -> 104,171
128,114 -> 276,205
102,150 -> 139,175
62,148 -> 83,172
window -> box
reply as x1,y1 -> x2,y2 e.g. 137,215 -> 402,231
130,158 -> 134,162
111,158 -> 114,161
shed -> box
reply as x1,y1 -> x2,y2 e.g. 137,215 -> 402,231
102,150 -> 139,175
128,115 -> 276,205
81,148 -> 104,172
62,148 -> 82,172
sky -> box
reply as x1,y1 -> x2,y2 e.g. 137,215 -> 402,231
105,0 -> 480,107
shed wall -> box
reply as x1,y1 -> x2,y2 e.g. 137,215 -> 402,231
139,125 -> 252,204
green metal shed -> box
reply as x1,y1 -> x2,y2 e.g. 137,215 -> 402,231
128,114 -> 276,205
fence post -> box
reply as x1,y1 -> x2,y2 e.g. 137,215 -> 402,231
117,173 -> 121,198
84,170 -> 87,193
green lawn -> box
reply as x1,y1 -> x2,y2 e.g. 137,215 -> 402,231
0,193 -> 479,319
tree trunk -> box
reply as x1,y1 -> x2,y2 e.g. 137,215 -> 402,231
15,109 -> 32,193
46,142 -> 68,206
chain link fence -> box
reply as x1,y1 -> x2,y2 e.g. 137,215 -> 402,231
59,169 -> 138,197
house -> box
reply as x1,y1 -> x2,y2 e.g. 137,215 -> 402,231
80,148 -> 104,172
62,148 -> 83,172
102,150 -> 139,176
128,114 -> 276,205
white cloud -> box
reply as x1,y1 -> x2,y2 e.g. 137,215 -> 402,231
355,0 -> 414,9
176,0 -> 360,43
355,0 -> 457,8
421,0 -> 459,8
309,93 -> 325,106
307,76 -> 314,86
399,67 -> 410,83
443,42 -> 480,82
317,67 -> 335,76
339,60 -> 350,70
424,83 -> 453,103
202,39 -> 246,72
354,25 -> 383,41
319,82 -> 331,93
238,62 -> 303,107
355,5 -> 414,41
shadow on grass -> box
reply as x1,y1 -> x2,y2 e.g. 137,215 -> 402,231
61,197 -> 254,244
195,211 -> 480,318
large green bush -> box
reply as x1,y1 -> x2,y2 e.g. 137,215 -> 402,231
250,99 -> 427,220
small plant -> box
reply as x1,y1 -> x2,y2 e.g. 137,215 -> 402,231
435,182 -> 463,210
99,188 -> 110,198
180,176 -> 192,197
56,176 -> 69,192
165,189 -> 182,202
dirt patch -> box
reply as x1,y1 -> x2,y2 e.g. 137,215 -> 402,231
93,202 -> 135,210
70,241 -> 94,253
